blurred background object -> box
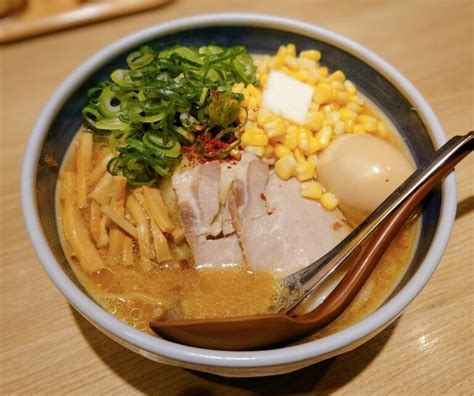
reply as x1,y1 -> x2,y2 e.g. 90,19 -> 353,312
0,0 -> 27,18
0,0 -> 171,44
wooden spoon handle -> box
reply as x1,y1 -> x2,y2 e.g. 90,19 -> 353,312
299,134 -> 472,325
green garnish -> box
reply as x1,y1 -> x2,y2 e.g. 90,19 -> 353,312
82,44 -> 257,186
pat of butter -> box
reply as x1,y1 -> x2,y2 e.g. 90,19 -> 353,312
262,71 -> 314,125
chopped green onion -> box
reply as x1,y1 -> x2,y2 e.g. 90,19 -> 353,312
83,44 -> 258,186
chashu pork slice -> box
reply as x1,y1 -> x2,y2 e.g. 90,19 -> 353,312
229,153 -> 352,276
172,161 -> 243,268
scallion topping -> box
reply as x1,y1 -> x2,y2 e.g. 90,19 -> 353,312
83,44 -> 257,185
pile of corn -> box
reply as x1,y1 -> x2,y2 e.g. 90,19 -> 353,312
233,44 -> 391,211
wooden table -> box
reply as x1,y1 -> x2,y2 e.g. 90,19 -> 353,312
1,1 -> 472,394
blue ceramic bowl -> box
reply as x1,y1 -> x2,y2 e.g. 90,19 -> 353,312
22,14 -> 456,377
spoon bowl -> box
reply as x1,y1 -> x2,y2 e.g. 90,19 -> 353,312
150,132 -> 472,350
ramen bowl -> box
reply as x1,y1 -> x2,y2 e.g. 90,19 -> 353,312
21,13 -> 456,377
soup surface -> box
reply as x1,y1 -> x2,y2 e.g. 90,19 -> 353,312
56,43 -> 418,339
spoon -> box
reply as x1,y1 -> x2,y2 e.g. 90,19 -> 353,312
150,131 -> 473,350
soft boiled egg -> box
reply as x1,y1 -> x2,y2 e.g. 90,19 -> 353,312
317,134 -> 414,224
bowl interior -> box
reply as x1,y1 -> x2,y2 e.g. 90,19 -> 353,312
34,25 -> 441,345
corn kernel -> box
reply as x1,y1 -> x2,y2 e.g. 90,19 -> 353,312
327,111 -> 341,126
247,96 -> 259,112
313,83 -> 333,104
286,43 -> 297,57
358,114 -> 377,132
306,69 -> 321,85
242,128 -> 269,146
315,125 -> 333,149
334,120 -> 345,135
305,110 -> 325,131
293,148 -> 305,164
247,109 -> 257,122
297,57 -> 316,69
297,127 -> 311,142
284,56 -> 298,70
300,49 -> 321,62
345,119 -> 355,133
275,155 -> 297,180
274,144 -> 293,158
247,84 -> 262,99
296,138 -> 308,155
307,154 -> 319,168
334,91 -> 351,105
329,70 -> 345,83
256,61 -> 268,76
318,66 -> 329,77
280,66 -> 293,77
276,45 -> 287,58
330,81 -> 345,91
349,94 -> 365,105
264,117 -> 287,138
244,145 -> 265,156
322,104 -> 334,114
263,145 -> 274,158
282,126 -> 299,150
292,69 -> 309,82
282,134 -> 297,150
320,192 -> 339,210
259,73 -> 268,85
232,82 -> 245,94
339,108 -> 358,121
346,102 -> 363,113
257,108 -> 274,126
310,102 -> 320,112
308,136 -> 320,154
299,180 -> 322,200
377,121 -> 389,138
295,161 -> 316,181
344,80 -> 357,95
353,124 -> 366,135
269,56 -> 284,69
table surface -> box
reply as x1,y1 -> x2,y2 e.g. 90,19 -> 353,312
1,1 -> 473,394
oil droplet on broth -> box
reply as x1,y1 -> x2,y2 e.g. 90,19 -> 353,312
85,261 -> 282,331
179,267 -> 280,319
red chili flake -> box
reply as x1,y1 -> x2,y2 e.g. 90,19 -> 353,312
210,90 -> 220,99
333,222 -> 342,231
260,193 -> 267,202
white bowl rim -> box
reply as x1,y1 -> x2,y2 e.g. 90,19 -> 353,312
21,13 -> 457,369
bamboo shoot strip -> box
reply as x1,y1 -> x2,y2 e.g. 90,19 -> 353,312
143,185 -> 175,233
97,216 -> 110,248
150,218 -> 172,263
90,149 -> 113,186
107,177 -> 128,261
126,194 -> 154,269
100,205 -> 137,238
76,132 -> 93,208
89,172 -> 113,205
61,172 -> 105,272
122,236 -> 134,267
89,200 -> 102,244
